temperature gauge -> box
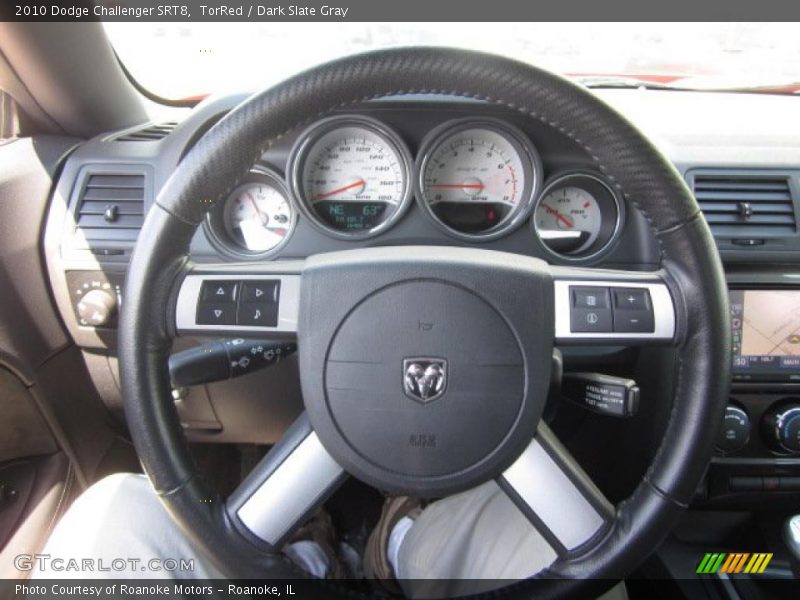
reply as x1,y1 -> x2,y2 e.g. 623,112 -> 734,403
206,168 -> 296,259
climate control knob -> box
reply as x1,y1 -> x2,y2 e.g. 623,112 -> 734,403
717,404 -> 750,454
77,289 -> 117,327
763,405 -> 800,454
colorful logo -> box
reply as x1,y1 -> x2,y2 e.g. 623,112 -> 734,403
696,552 -> 773,574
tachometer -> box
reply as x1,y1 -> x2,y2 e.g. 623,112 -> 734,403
533,172 -> 623,260
205,167 -> 295,259
417,119 -> 542,240
289,116 -> 413,238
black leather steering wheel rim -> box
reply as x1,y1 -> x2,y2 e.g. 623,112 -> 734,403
119,47 -> 730,597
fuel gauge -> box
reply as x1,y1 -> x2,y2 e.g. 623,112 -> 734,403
535,186 -> 602,253
533,172 -> 623,261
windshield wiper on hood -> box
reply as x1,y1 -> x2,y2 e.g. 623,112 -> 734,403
573,75 -> 692,91
573,74 -> 800,95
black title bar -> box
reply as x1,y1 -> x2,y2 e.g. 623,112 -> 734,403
3,0 -> 800,22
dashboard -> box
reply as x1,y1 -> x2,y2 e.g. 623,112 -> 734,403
41,88 -> 800,507
204,112 -> 624,263
46,98 -> 661,274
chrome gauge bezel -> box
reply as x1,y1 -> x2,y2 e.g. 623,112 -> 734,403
287,115 -> 414,240
204,166 -> 296,260
531,171 -> 625,263
415,118 -> 543,242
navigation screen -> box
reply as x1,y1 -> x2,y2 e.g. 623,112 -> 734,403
730,290 -> 800,376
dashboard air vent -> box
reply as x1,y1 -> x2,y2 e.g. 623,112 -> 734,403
690,171 -> 797,238
74,172 -> 145,243
114,121 -> 178,142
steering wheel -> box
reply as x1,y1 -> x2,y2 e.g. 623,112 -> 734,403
119,47 -> 730,598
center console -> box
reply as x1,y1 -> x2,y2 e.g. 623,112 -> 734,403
709,282 -> 800,500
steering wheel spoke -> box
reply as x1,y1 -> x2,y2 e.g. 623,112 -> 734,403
173,264 -> 302,338
498,423 -> 614,557
226,413 -> 346,549
551,266 -> 677,345
120,47 -> 730,587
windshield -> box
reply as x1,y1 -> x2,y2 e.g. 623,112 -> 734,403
104,22 -> 800,101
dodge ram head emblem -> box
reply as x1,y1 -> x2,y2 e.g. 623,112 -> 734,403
403,358 -> 447,404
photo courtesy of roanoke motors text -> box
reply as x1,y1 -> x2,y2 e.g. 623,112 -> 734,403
1,1 -> 800,599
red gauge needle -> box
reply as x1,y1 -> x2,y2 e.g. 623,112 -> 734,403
245,192 -> 267,224
543,204 -> 574,228
314,179 -> 366,200
429,183 -> 485,189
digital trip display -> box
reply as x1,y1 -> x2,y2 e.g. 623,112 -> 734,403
314,200 -> 388,231
730,289 -> 800,380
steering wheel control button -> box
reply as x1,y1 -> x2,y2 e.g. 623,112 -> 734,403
717,404 -> 751,454
236,280 -> 281,326
613,288 -> 650,311
562,372 -> 639,418
571,308 -> 612,332
570,286 -> 613,332
613,311 -> 655,333
177,274 -> 299,334
237,302 -> 278,327
242,280 -> 280,303
197,303 -> 236,325
555,280 -> 675,342
573,287 -> 610,309
611,287 -> 655,333
200,280 -> 238,304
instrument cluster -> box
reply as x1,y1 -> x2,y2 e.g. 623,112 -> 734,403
203,114 -> 625,262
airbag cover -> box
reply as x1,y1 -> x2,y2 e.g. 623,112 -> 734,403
299,246 -> 554,495
326,279 -> 524,477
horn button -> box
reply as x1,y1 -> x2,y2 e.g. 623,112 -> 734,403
299,248 -> 554,496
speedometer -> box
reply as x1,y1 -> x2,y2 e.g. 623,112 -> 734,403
289,116 -> 413,239
416,119 -> 542,240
